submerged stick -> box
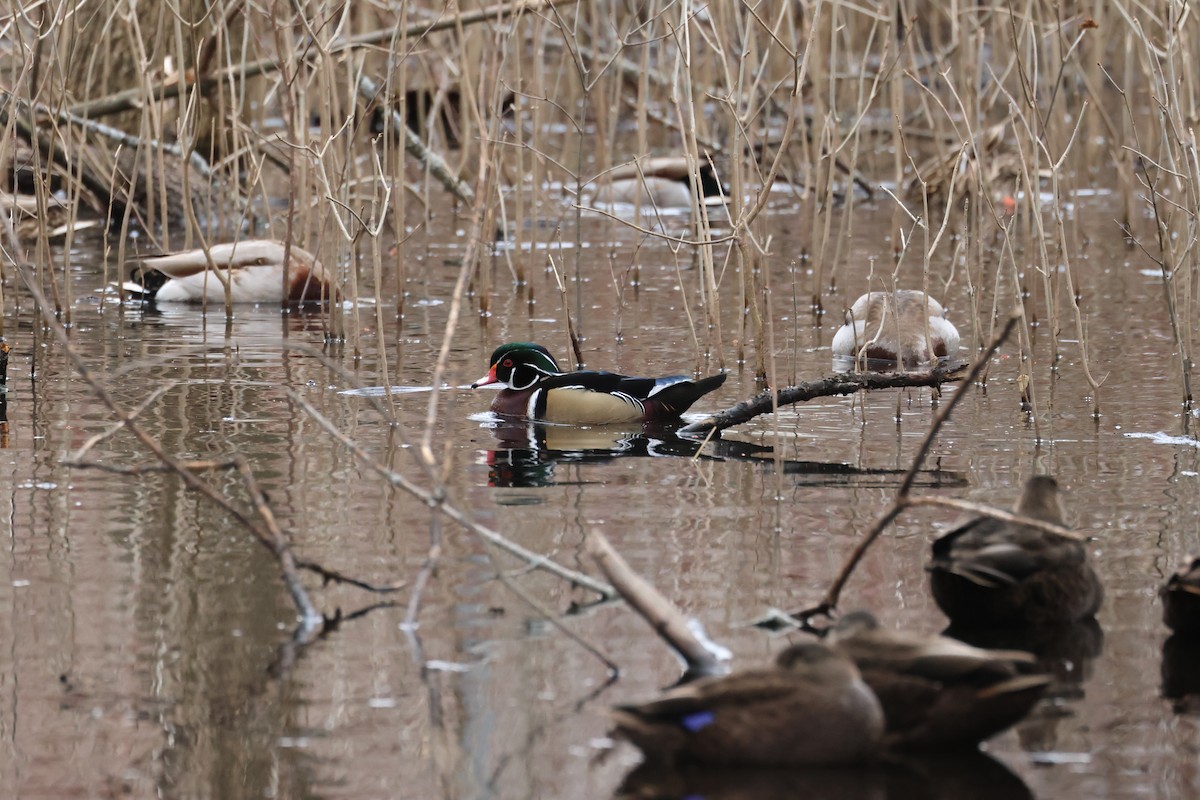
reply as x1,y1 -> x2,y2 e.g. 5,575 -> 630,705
679,362 -> 969,437
587,530 -> 729,679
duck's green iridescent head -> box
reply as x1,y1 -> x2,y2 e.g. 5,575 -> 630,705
471,342 -> 563,390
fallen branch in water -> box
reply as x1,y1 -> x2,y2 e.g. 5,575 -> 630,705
679,361 -> 970,437
587,529 -> 729,680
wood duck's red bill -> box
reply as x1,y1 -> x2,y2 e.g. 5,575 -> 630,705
471,365 -> 499,388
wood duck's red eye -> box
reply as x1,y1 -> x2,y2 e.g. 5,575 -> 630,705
502,358 -> 513,367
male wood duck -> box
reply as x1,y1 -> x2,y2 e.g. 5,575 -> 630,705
611,642 -> 883,766
927,476 -> 1104,626
589,157 -> 725,210
832,290 -> 960,369
828,611 -> 1050,750
127,240 -> 333,304
471,342 -> 727,425
1162,557 -> 1200,635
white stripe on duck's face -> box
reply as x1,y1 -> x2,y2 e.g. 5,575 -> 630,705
488,344 -> 562,390
542,388 -> 646,425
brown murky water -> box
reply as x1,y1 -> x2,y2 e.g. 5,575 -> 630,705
4,188 -> 1200,799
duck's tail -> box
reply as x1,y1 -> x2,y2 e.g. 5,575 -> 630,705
648,373 -> 727,417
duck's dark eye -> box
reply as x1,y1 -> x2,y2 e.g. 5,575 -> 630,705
502,358 -> 513,367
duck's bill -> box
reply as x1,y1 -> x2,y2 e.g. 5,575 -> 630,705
470,366 -> 499,388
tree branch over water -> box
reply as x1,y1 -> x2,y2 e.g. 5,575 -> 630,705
679,362 -> 970,437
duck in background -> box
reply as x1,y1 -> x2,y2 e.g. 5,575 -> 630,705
611,642 -> 883,766
828,611 -> 1050,750
127,240 -> 333,304
927,475 -> 1104,626
471,342 -> 726,425
588,157 -> 725,210
832,289 -> 960,370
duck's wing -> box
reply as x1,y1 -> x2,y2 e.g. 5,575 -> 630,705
141,240 -> 293,278
616,669 -> 807,723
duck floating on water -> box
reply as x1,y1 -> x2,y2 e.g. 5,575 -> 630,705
1162,557 -> 1200,635
128,240 -> 332,304
828,611 -> 1050,750
611,642 -> 883,766
471,342 -> 726,425
589,157 -> 725,210
927,475 -> 1104,626
832,290 -> 960,369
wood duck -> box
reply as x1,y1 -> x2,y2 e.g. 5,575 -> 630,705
828,611 -> 1050,750
611,642 -> 883,766
1162,557 -> 1200,635
127,240 -> 333,304
471,342 -> 727,425
927,476 -> 1104,626
832,290 -> 960,369
589,157 -> 725,209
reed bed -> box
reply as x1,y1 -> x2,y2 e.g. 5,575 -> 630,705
1,0 -> 1198,419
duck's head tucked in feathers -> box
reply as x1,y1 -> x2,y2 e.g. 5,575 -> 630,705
832,290 -> 960,370
129,240 -> 333,305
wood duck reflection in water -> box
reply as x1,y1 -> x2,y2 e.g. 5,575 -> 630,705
471,342 -> 726,425
927,475 -> 1104,626
612,642 -> 883,767
828,611 -> 1050,750
127,240 -> 333,304
832,290 -> 960,370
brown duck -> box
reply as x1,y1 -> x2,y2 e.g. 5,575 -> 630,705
611,642 -> 883,766
1162,557 -> 1200,635
927,475 -> 1104,625
828,611 -> 1051,750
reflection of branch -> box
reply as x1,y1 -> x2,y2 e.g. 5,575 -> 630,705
789,312 -> 1020,626
588,530 -> 728,679
17,266 -> 392,629
679,362 -> 969,436
285,389 -> 616,598
268,600 -> 400,679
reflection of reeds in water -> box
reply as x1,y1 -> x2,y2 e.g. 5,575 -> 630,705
3,2 -> 1198,416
